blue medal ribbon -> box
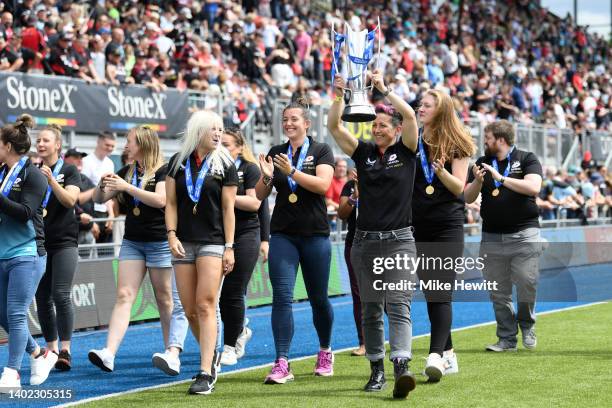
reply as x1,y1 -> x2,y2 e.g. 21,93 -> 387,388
492,146 -> 516,189
286,137 -> 310,194
418,130 -> 435,187
185,154 -> 211,206
1,156 -> 28,197
42,158 -> 64,209
131,164 -> 146,208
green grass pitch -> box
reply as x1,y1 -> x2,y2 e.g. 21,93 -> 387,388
85,302 -> 612,408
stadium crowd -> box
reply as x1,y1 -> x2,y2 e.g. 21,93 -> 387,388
0,0 -> 610,131
1,0 -> 611,226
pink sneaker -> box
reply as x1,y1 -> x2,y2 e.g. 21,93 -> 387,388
314,350 -> 334,376
264,359 -> 294,384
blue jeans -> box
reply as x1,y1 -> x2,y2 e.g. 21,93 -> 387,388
0,256 -> 38,370
268,234 -> 333,359
167,271 -> 188,351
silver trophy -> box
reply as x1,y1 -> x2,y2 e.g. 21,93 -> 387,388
332,19 -> 381,123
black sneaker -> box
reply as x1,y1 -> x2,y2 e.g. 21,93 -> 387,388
392,358 -> 416,399
55,349 -> 71,371
211,350 -> 222,385
188,372 -> 214,395
364,359 -> 386,392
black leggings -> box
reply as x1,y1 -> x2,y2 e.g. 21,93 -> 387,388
220,228 -> 261,347
414,223 -> 464,356
35,247 -> 79,343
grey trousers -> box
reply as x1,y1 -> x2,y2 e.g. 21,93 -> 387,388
351,227 -> 417,362
480,228 -> 543,343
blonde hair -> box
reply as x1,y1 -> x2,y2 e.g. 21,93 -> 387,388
171,110 -> 233,175
421,89 -> 476,161
224,128 -> 257,164
40,124 -> 63,150
118,126 -> 164,205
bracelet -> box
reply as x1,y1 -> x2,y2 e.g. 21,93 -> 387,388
334,95 -> 343,103
382,88 -> 391,97
263,175 -> 273,186
348,196 -> 358,206
224,243 -> 234,249
167,229 -> 176,235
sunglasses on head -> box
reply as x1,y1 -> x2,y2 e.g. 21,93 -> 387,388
375,104 -> 396,116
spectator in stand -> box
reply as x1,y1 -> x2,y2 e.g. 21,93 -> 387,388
63,148 -> 98,259
81,132 -> 116,246
106,45 -> 133,85
325,158 -> 348,215
0,30 -> 23,71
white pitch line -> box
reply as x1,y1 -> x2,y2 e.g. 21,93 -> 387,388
56,300 -> 609,407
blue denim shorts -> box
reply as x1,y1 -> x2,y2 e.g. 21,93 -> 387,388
119,239 -> 172,268
171,241 -> 224,264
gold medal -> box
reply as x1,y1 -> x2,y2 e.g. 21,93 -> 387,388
42,208 -> 48,218
193,204 -> 198,215
132,207 -> 141,216
425,185 -> 434,195
288,193 -> 298,203
492,188 -> 500,197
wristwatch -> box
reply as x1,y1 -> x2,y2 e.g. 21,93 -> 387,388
289,167 -> 296,177
382,88 -> 391,97
224,243 -> 234,249
263,175 -> 273,186
500,176 -> 506,185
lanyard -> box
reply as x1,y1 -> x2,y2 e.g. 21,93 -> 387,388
417,129 -> 435,186
131,165 -> 146,207
0,156 -> 28,197
235,157 -> 242,170
42,158 -> 64,209
492,146 -> 515,188
286,137 -> 310,193
185,154 -> 211,204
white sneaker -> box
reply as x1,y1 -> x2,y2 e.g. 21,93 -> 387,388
88,348 -> 114,372
424,353 -> 447,382
30,349 -> 58,385
235,326 -> 252,359
152,351 -> 180,376
0,367 -> 21,393
443,350 -> 459,375
220,345 -> 238,366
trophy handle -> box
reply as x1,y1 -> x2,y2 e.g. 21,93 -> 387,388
343,88 -> 352,105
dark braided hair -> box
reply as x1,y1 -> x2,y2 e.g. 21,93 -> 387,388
1,114 -> 35,155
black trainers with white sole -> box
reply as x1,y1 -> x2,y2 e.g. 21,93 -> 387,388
188,372 -> 214,395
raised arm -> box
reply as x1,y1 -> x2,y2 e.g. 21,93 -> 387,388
370,69 -> 418,152
327,74 -> 358,156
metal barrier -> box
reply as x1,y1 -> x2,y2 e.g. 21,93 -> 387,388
271,99 -> 612,169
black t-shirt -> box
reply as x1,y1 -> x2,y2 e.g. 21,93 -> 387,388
340,180 -> 357,244
267,137 -> 335,236
43,161 -> 81,250
79,173 -> 96,216
351,140 -> 417,231
116,164 -> 168,242
467,148 -> 542,233
168,153 -> 239,244
235,158 -> 261,234
412,142 -> 466,227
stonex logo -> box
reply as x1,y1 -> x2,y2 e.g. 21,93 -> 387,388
6,76 -> 76,113
108,88 -> 167,120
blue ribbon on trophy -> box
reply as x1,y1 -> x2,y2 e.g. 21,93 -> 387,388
331,18 -> 381,123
